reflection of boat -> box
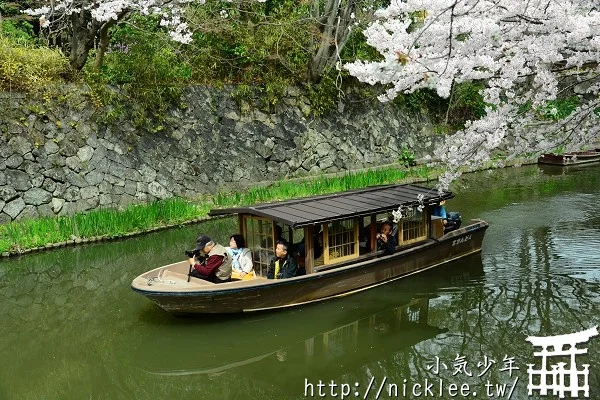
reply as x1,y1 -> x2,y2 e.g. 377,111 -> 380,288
132,184 -> 488,314
538,160 -> 600,176
538,150 -> 600,166
136,254 -> 484,377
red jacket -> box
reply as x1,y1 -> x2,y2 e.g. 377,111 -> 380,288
194,254 -> 224,277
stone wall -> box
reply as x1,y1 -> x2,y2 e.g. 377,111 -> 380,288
0,86 -> 441,223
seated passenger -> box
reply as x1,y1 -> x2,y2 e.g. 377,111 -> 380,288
377,222 -> 397,255
294,230 -> 324,259
267,239 -> 298,279
433,200 -> 448,223
226,234 -> 254,278
359,227 -> 371,254
433,200 -> 461,233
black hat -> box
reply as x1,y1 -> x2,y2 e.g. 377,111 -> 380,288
195,235 -> 212,251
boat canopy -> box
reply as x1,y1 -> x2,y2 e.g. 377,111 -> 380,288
209,184 -> 453,228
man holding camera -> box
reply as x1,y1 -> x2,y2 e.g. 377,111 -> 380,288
187,235 -> 232,283
377,221 -> 397,255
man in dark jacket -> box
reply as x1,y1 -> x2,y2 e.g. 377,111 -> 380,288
188,235 -> 232,283
267,239 -> 298,279
377,221 -> 397,255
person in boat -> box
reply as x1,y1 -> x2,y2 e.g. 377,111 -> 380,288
187,235 -> 232,283
377,221 -> 397,255
293,230 -> 324,275
359,223 -> 372,254
226,234 -> 253,278
433,200 -> 461,233
293,230 -> 324,259
267,239 -> 298,279
433,200 -> 448,224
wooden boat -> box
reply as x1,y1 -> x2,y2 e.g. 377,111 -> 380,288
131,183 -> 489,314
538,150 -> 600,166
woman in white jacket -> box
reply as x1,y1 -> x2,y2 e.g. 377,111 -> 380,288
227,234 -> 254,278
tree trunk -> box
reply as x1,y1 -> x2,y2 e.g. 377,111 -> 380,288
94,21 -> 115,70
69,10 -> 96,71
308,0 -> 357,83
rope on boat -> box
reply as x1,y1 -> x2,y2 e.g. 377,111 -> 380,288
146,276 -> 178,286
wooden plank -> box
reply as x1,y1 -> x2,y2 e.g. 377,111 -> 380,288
304,225 -> 314,274
238,214 -> 245,237
370,215 -> 377,253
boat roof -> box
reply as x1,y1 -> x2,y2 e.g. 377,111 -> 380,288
209,183 -> 453,228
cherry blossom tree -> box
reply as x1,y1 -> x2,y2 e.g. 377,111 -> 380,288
346,0 -> 600,189
25,0 -> 198,71
24,0 -> 369,81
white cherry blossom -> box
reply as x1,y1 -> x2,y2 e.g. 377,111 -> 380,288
346,0 -> 600,190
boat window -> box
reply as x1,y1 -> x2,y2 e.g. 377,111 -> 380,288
243,216 -> 275,277
323,218 -> 359,264
399,206 -> 427,245
359,216 -> 373,255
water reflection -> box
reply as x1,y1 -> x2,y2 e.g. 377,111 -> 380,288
0,217 -> 237,400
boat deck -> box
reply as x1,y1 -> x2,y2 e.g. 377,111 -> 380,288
141,262 -> 270,292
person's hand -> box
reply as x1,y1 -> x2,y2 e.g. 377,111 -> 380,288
188,257 -> 196,266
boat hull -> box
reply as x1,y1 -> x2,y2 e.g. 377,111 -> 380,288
132,220 -> 488,314
538,151 -> 600,166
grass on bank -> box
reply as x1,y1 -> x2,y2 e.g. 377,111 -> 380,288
212,165 -> 433,207
0,198 -> 210,254
0,165 -> 434,255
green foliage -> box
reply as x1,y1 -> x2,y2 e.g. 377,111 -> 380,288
519,96 -> 582,121
1,164 -> 437,253
340,29 -> 383,63
185,0 -> 310,85
396,82 -> 488,131
230,84 -> 255,103
395,88 -> 448,114
518,100 -> 532,114
82,14 -> 192,127
306,74 -> 339,117
262,78 -> 287,109
398,148 -> 416,167
538,96 -> 580,121
0,36 -> 68,92
1,0 -> 383,113
1,19 -> 37,45
446,81 -> 487,127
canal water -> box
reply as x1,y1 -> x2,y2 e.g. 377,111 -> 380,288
1,164 -> 599,399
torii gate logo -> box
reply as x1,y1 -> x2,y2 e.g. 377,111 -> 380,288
526,326 -> 598,398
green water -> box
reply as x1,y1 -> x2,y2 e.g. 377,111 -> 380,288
1,164 -> 600,399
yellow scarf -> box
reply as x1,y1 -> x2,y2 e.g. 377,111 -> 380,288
274,260 -> 280,279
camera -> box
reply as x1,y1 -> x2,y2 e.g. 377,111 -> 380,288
185,249 -> 200,258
